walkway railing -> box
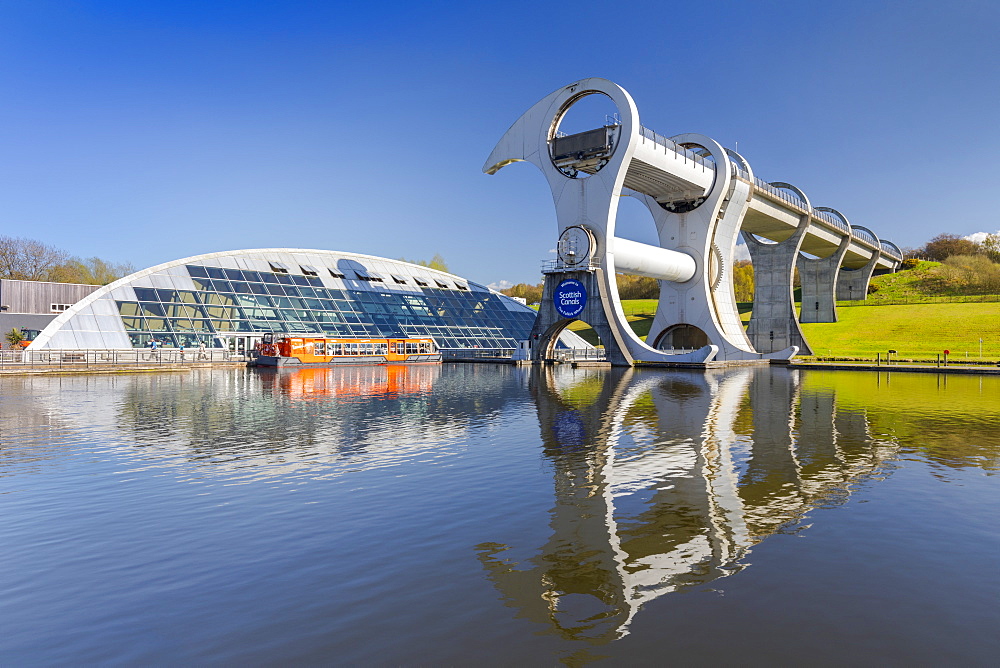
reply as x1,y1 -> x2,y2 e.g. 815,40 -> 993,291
733,167 -> 896,255
880,240 -> 903,260
730,160 -> 751,182
851,226 -> 878,248
441,348 -> 516,360
0,348 -> 234,368
636,134 -> 897,262
550,348 -> 607,362
753,176 -> 809,212
541,258 -> 602,273
814,209 -> 851,234
638,126 -> 716,171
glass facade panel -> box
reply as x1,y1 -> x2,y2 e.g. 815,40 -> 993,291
108,263 -> 537,349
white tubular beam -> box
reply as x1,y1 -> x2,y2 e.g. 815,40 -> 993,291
612,237 -> 696,283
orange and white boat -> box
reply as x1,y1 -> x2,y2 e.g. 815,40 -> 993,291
254,332 -> 441,367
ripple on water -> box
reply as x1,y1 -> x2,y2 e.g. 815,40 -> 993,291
1,366 -> 998,664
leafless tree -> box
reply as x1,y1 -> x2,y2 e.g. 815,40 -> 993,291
0,235 -> 69,280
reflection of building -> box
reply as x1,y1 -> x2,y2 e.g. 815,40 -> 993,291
478,366 -> 899,643
27,249 -> 573,353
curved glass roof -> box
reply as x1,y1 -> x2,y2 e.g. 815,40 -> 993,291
29,248 -> 542,350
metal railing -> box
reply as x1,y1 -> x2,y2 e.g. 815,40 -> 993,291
753,176 -> 809,212
730,160 -> 751,182
0,348 -> 235,368
880,240 -> 903,260
851,226 -> 878,248
632,132 -> 899,262
541,258 -> 601,273
638,126 -> 716,172
550,347 -> 607,362
440,348 -> 516,360
813,209 -> 851,234
739,174 -> 894,251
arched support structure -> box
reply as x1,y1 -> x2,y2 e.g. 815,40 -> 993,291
744,188 -> 813,354
484,78 -> 898,364
798,232 -> 851,323
745,245 -> 812,352
837,224 -> 881,301
527,270 -> 716,366
634,138 -> 793,362
837,254 -> 880,300
483,78 -> 745,364
529,269 -> 631,366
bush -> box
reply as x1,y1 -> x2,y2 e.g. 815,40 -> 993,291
922,234 -> 982,261
501,282 -> 543,305
5,328 -> 24,349
937,255 -> 1000,293
900,258 -> 920,270
615,274 -> 659,300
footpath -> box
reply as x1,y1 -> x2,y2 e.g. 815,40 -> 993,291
791,361 -> 1000,375
0,361 -> 248,375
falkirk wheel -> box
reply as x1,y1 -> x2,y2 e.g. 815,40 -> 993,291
484,78 -> 901,366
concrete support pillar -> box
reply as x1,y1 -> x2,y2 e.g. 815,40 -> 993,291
797,235 -> 851,323
744,217 -> 813,355
836,252 -> 879,301
528,269 -> 633,366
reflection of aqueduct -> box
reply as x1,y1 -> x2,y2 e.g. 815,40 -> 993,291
477,366 -> 899,643
485,78 -> 901,364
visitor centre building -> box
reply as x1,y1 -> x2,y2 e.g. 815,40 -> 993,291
27,248 -> 554,355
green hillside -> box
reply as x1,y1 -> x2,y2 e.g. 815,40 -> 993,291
558,261 -> 1000,361
800,302 -> 1000,360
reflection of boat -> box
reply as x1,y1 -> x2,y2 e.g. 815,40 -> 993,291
259,364 -> 439,400
254,333 -> 441,367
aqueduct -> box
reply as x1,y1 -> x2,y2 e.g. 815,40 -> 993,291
485,78 -> 901,365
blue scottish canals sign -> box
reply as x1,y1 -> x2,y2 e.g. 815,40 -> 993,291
554,279 -> 587,319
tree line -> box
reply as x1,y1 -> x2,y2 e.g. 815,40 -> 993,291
907,233 -> 1000,263
502,261 -> 756,304
0,235 -> 134,285
499,232 -> 1000,304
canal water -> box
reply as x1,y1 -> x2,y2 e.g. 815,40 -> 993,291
1,365 -> 998,665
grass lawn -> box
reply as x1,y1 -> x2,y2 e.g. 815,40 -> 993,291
566,299 -> 1000,362
800,302 -> 1000,360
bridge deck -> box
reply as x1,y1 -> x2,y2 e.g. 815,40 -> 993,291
552,124 -> 900,270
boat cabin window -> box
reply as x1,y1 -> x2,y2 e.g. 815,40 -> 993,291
262,332 -> 274,344
314,340 -> 326,355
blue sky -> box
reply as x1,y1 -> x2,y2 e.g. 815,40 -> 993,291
2,1 -> 998,287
